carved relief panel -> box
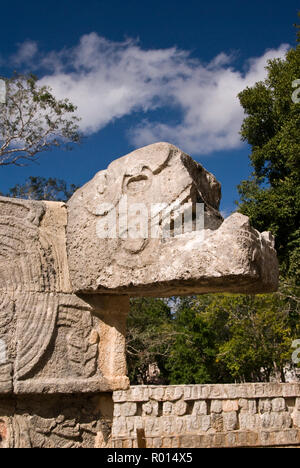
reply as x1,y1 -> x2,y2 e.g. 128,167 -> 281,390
0,197 -> 129,395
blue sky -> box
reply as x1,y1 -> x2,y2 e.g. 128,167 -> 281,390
0,0 -> 299,214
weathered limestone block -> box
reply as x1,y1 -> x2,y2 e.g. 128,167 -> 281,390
239,413 -> 260,431
260,412 -> 292,430
223,411 -> 238,431
211,413 -> 224,431
162,401 -> 173,415
185,414 -> 211,432
272,397 -> 286,412
211,400 -> 222,414
238,398 -> 248,412
247,399 -> 257,414
192,400 -> 207,415
144,416 -> 162,437
173,400 -> 187,416
142,400 -> 159,417
0,394 -> 113,448
151,387 -> 166,401
0,197 -> 129,395
67,142 -> 278,296
113,402 -> 137,417
161,416 -> 178,435
292,411 -> 300,428
130,415 -> 143,433
222,400 -> 239,412
164,386 -> 184,400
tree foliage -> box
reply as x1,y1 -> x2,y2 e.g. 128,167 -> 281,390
237,29 -> 300,279
126,298 -> 177,384
164,297 -> 227,385
127,290 -> 299,385
204,293 -> 295,383
0,74 -> 81,167
5,176 -> 78,202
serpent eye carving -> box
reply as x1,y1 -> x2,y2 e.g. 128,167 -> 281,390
122,166 -> 152,195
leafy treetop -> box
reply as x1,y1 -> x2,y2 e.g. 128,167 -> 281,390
237,26 -> 300,280
0,74 -> 81,167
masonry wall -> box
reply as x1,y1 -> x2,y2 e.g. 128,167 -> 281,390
111,384 -> 300,448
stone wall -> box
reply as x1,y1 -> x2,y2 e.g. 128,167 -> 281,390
0,393 -> 114,448
111,384 -> 300,448
2,384 -> 300,448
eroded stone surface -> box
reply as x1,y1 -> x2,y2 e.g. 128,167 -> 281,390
67,142 -> 278,296
0,394 -> 113,448
111,384 -> 300,448
0,197 -> 129,395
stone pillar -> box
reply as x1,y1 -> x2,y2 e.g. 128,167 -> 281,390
84,295 -> 130,390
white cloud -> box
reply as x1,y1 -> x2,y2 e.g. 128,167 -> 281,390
11,40 -> 38,66
129,45 -> 289,153
12,34 -> 289,155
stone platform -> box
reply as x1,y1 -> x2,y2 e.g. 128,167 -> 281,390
111,384 -> 300,448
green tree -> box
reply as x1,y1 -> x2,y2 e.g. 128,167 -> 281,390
5,176 -> 78,202
237,23 -> 300,279
164,297 -> 224,385
0,74 -> 81,167
165,291 -> 298,385
126,298 -> 177,384
204,293 -> 294,383
126,291 -> 299,385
